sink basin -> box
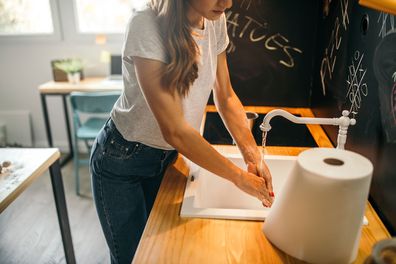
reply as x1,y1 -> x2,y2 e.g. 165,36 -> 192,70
180,154 -> 297,221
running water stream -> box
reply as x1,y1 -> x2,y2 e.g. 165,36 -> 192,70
260,131 -> 268,172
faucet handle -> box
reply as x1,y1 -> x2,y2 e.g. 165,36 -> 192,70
342,110 -> 349,117
337,110 -> 356,149
340,110 -> 356,126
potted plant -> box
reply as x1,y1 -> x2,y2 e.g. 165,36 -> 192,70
54,58 -> 84,84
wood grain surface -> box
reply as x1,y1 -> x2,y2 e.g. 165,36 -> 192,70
133,109 -> 390,264
134,148 -> 390,263
0,148 -> 60,213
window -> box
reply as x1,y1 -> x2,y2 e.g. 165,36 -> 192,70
74,0 -> 148,34
0,0 -> 54,35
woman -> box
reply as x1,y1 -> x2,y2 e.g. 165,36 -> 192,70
90,0 -> 274,263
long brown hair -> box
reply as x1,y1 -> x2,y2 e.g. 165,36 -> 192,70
150,0 -> 199,97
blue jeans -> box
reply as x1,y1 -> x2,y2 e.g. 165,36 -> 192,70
89,119 -> 177,264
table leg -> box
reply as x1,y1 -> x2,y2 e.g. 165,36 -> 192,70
40,93 -> 73,167
40,94 -> 53,147
49,160 -> 76,264
61,95 -> 73,166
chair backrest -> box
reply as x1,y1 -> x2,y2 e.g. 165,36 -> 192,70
70,91 -> 120,114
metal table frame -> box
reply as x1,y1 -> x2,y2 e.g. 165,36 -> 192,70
40,93 -> 74,167
0,149 -> 76,264
49,159 -> 76,264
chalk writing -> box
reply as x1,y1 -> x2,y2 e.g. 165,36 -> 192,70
226,11 -> 302,68
378,12 -> 396,38
226,41 -> 236,53
340,0 -> 350,31
240,0 -> 263,11
320,17 -> 342,95
240,0 -> 251,10
226,12 -> 268,40
265,33 -> 302,68
346,51 -> 368,117
323,0 -> 333,17
320,0 -> 350,96
240,0 -> 252,10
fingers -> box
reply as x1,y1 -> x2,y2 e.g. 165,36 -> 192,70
262,199 -> 272,207
258,161 -> 274,198
247,162 -> 273,206
264,166 -> 274,196
239,170 -> 272,207
254,174 -> 272,207
261,190 -> 272,207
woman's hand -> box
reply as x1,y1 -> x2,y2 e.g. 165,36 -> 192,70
241,146 -> 274,203
247,160 -> 274,199
234,169 -> 273,207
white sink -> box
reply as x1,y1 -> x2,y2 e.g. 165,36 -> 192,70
180,154 -> 297,221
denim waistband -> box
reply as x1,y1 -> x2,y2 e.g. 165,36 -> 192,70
107,118 -> 177,158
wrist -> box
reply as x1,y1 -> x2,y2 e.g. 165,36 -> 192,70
231,168 -> 245,187
241,145 -> 261,165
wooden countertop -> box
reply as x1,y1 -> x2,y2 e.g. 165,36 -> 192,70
133,108 -> 391,264
38,77 -> 122,94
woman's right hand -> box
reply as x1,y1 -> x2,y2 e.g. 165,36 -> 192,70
234,169 -> 273,207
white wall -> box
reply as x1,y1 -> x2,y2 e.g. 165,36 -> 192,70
0,1 -> 124,150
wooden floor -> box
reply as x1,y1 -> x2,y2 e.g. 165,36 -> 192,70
0,156 -> 109,264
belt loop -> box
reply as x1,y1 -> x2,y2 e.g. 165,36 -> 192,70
108,118 -> 116,132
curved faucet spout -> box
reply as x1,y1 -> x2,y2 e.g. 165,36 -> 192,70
259,109 -> 340,132
259,109 -> 356,150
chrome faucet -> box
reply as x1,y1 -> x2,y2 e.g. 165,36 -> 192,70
259,109 -> 356,149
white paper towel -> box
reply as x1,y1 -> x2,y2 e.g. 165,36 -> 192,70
263,148 -> 373,264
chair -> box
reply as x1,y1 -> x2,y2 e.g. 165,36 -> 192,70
70,91 -> 120,195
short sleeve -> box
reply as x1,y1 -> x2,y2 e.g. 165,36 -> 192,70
123,10 -> 168,63
216,13 -> 230,54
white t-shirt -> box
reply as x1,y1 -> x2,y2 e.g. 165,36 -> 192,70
111,8 -> 229,150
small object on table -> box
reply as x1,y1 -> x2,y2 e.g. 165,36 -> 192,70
0,160 -> 12,174
2,161 -> 11,168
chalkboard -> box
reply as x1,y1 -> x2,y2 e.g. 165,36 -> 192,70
220,0 -> 320,106
373,33 -> 396,143
312,0 -> 396,235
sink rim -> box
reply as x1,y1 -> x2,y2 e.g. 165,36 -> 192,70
180,154 -> 297,221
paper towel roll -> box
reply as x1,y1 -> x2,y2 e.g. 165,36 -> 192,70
263,148 -> 373,264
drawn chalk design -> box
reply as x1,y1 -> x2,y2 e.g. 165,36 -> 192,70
346,50 -> 368,118
377,12 -> 396,39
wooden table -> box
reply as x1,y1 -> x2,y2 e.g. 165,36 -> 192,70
38,77 -> 122,166
0,148 -> 76,264
133,108 -> 391,263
